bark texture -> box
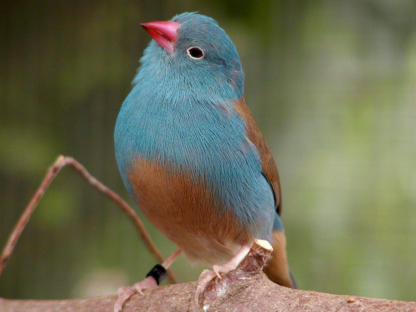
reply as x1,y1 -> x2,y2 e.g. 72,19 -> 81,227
1,240 -> 415,312
1,275 -> 416,312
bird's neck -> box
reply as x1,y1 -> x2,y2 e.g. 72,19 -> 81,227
132,56 -> 243,109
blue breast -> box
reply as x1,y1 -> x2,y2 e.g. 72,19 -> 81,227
114,41 -> 275,241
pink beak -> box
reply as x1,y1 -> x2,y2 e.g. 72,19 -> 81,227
141,21 -> 180,54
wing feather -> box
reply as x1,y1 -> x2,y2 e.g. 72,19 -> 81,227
235,98 -> 282,215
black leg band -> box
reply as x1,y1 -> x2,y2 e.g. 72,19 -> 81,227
145,264 -> 167,285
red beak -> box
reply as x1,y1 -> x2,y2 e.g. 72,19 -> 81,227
141,21 -> 180,54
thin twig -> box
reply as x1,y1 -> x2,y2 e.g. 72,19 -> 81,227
0,155 -> 177,283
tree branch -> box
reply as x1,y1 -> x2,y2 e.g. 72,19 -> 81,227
0,155 -> 176,283
1,240 -> 415,312
2,279 -> 415,312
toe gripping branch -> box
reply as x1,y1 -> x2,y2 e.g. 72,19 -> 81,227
146,264 -> 167,285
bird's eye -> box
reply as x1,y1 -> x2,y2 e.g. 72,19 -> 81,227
187,47 -> 204,59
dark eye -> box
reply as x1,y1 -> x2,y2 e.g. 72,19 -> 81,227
187,47 -> 204,59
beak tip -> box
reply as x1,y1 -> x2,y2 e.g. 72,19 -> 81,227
140,20 -> 180,53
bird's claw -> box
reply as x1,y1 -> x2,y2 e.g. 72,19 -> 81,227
195,263 -> 237,307
195,269 -> 218,306
114,286 -> 135,312
212,265 -> 224,279
113,276 -> 158,312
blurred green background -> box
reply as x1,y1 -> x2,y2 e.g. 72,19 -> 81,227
1,0 -> 416,302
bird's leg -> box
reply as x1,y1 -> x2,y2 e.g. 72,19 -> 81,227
213,244 -> 251,278
195,243 -> 252,303
113,248 -> 181,312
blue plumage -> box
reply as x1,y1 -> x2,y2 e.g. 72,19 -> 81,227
115,12 -> 277,241
114,13 -> 293,288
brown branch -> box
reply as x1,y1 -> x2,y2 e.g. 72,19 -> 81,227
0,240 -> 414,312
0,155 -> 177,283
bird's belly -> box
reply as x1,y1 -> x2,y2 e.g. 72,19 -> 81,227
128,157 -> 250,265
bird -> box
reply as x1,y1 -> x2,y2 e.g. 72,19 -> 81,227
114,12 -> 295,310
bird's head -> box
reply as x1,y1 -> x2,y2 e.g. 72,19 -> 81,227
137,12 -> 244,100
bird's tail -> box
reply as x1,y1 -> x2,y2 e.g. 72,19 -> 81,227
263,230 -> 296,288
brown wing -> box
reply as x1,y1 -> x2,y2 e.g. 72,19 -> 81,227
235,97 -> 282,215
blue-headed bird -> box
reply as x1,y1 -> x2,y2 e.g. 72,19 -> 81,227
114,12 -> 295,311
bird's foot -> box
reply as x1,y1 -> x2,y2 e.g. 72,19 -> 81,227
113,276 -> 158,312
195,244 -> 252,308
194,269 -> 219,304
195,261 -> 239,299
